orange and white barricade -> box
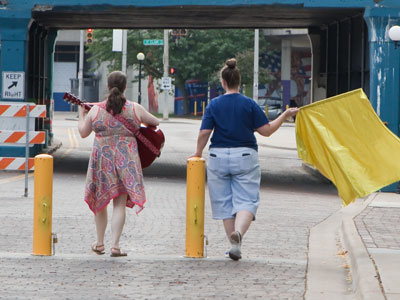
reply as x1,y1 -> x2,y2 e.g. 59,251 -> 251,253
0,102 -> 46,171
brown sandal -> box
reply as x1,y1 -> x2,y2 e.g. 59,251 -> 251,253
110,247 -> 127,257
91,243 -> 105,255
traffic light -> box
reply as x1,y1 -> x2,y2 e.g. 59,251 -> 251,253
86,28 -> 93,44
169,67 -> 178,75
170,29 -> 188,36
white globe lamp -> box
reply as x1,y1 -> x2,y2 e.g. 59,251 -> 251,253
389,25 -> 400,49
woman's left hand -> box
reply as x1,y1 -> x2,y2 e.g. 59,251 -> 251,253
188,152 -> 202,159
284,107 -> 300,118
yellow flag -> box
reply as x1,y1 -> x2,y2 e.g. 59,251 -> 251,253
296,89 -> 400,206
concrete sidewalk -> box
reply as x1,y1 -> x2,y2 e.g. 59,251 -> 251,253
347,192 -> 400,300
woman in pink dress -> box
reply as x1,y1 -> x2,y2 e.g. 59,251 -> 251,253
78,71 -> 159,257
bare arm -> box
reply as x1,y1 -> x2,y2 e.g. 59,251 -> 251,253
134,103 -> 160,127
256,107 -> 299,137
78,106 -> 96,138
190,129 -> 213,158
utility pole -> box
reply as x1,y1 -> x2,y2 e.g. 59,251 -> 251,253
163,29 -> 169,120
78,30 -> 85,104
122,29 -> 127,74
253,29 -> 259,102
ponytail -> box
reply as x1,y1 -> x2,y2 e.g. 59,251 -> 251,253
106,71 -> 127,115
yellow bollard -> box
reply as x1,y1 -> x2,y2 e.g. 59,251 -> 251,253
202,101 -> 205,115
265,104 -> 269,117
194,100 -> 197,116
185,157 -> 205,258
33,154 -> 53,256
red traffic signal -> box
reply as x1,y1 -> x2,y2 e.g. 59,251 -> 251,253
86,29 -> 93,44
169,67 -> 179,76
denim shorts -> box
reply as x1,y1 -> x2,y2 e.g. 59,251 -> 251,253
207,147 -> 261,220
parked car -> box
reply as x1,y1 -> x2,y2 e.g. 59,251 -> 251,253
258,97 -> 282,120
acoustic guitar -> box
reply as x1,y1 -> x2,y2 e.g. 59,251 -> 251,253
63,92 -> 165,168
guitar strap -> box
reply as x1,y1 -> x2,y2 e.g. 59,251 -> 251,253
99,104 -> 161,157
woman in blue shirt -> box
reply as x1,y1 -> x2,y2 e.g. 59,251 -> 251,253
192,58 -> 299,260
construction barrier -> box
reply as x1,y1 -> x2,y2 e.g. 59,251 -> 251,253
0,130 -> 45,144
0,157 -> 34,170
0,103 -> 46,118
0,102 -> 46,171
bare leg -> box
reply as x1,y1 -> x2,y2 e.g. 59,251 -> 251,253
223,218 -> 235,240
227,211 -> 253,261
94,207 -> 107,249
111,194 -> 127,249
234,210 -> 254,238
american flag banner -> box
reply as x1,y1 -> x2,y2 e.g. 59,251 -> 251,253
260,51 -> 281,74
260,50 -> 311,80
260,50 -> 312,106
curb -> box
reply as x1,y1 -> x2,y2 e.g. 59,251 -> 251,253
340,195 -> 385,300
305,207 -> 351,299
42,138 -> 62,155
301,163 -> 332,184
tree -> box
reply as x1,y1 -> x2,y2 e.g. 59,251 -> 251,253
235,50 -> 273,96
86,29 -> 164,77
87,29 -> 272,114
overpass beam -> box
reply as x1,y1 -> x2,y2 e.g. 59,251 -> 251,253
364,7 -> 400,136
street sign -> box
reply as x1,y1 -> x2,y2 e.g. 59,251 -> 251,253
161,77 -> 172,90
112,29 -> 123,52
143,39 -> 164,46
2,71 -> 25,99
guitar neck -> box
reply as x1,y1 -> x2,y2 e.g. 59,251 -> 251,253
63,93 -> 93,111
81,102 -> 93,111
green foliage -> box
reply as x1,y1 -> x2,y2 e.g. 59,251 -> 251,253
236,50 -> 273,86
86,29 -> 273,112
86,29 -> 164,78
87,29 -> 271,82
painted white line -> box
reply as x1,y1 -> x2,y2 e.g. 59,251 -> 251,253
0,173 -> 33,184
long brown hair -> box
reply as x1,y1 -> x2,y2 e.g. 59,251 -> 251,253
106,71 -> 127,115
220,58 -> 241,89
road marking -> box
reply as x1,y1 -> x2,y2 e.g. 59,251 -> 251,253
62,128 -> 80,158
0,173 -> 33,184
67,128 -> 77,148
71,128 -> 79,148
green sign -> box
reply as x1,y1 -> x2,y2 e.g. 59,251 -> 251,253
143,39 -> 164,46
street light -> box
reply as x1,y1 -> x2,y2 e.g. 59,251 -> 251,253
137,52 -> 145,104
389,25 -> 400,49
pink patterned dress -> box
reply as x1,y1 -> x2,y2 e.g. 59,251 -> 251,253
84,101 -> 146,215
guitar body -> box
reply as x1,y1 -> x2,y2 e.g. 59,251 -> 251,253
138,125 -> 165,168
63,92 -> 165,168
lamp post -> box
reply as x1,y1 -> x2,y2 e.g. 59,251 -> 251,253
389,25 -> 400,49
136,52 -> 145,104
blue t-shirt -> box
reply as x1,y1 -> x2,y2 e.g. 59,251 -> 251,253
200,93 -> 269,151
